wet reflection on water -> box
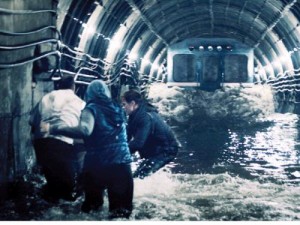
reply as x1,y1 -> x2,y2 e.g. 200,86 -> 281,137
173,113 -> 300,185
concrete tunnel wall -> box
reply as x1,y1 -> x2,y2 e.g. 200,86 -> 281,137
0,0 -> 56,200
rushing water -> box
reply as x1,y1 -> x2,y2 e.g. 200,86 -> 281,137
1,113 -> 300,221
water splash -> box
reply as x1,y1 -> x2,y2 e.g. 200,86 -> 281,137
148,83 -> 275,127
1,169 -> 300,220
131,171 -> 300,221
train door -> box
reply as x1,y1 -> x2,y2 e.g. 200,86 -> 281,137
199,55 -> 222,91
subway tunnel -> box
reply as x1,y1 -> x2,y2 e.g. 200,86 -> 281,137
1,0 -> 300,221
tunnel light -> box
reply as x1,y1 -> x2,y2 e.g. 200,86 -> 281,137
109,39 -> 121,51
264,64 -> 273,72
151,62 -> 159,70
217,46 -> 222,51
271,55 -> 290,66
272,60 -> 281,69
106,25 -> 126,53
226,45 -> 232,51
82,23 -> 97,34
208,46 -> 213,51
279,55 -> 288,63
128,52 -> 138,60
199,46 -> 204,51
94,0 -> 103,6
141,58 -> 150,65
74,46 -> 83,52
84,26 -> 96,35
188,46 -> 195,51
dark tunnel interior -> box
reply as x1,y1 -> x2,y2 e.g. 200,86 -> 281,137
1,0 -> 300,221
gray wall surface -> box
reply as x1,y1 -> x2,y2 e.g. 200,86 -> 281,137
0,0 -> 56,200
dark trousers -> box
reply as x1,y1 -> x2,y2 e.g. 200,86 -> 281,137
33,138 -> 83,200
133,154 -> 175,179
82,154 -> 133,218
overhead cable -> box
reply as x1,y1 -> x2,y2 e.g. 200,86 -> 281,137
0,7 -> 56,15
0,26 -> 60,38
0,39 -> 59,50
0,50 -> 59,69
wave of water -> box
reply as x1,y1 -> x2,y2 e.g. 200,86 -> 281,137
133,171 -> 300,221
28,171 -> 300,221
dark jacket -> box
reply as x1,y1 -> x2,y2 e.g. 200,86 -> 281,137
127,102 -> 180,158
84,101 -> 132,165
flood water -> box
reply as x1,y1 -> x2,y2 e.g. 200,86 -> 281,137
1,113 -> 300,221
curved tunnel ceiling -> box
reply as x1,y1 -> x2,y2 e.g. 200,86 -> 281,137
58,0 -> 300,80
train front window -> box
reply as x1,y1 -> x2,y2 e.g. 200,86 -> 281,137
173,54 -> 196,82
224,54 -> 248,82
201,56 -> 220,82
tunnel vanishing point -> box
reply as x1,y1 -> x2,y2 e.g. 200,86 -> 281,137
1,0 -> 300,200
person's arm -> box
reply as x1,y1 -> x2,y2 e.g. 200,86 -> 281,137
49,108 -> 95,139
129,114 -> 152,151
29,102 -> 41,132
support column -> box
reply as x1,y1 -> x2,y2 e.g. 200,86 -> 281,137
0,0 -> 57,200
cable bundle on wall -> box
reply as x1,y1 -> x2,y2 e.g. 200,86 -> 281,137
0,6 -> 165,97
0,6 -> 59,79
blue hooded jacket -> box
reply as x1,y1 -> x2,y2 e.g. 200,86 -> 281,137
83,80 -> 131,165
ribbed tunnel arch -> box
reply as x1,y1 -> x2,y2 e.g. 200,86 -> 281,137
3,0 -> 300,216
56,0 -> 300,86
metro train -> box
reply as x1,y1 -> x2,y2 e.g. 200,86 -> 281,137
167,38 -> 254,91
